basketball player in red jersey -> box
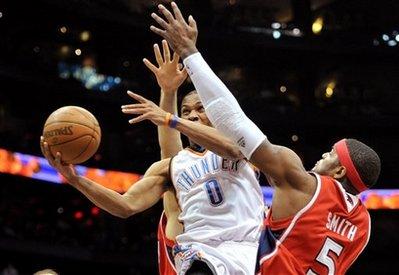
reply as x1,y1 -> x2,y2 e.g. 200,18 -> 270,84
149,2 -> 381,274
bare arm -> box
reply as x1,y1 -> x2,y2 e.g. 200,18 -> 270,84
41,136 -> 170,218
71,173 -> 167,218
122,92 -> 243,160
143,40 -> 187,159
175,118 -> 243,160
158,91 -> 182,158
250,140 -> 313,190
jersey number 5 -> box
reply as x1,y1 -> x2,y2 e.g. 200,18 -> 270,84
307,237 -> 344,275
204,179 -> 224,206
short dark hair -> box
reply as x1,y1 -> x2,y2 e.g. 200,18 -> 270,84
346,138 -> 381,188
181,90 -> 197,103
179,90 -> 198,114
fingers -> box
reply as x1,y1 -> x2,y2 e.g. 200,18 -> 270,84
127,91 -> 148,103
121,108 -> 148,115
55,152 -> 63,166
143,58 -> 158,73
158,4 -> 175,23
162,40 -> 171,62
150,25 -> 167,38
153,44 -> 163,66
129,114 -> 149,124
40,136 -> 46,156
151,12 -> 169,30
172,52 -> 180,65
188,15 -> 197,30
180,67 -> 188,77
171,2 -> 185,23
41,136 -> 67,167
121,103 -> 142,109
41,137 -> 56,166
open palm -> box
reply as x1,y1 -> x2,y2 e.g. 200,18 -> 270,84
143,40 -> 187,94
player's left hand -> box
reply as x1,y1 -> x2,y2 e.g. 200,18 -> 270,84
121,91 -> 169,126
150,2 -> 198,60
40,136 -> 78,183
144,40 -> 187,94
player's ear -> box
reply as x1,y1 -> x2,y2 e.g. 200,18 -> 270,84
333,165 -> 346,180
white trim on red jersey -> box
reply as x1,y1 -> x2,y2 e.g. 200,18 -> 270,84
346,205 -> 371,271
158,212 -> 178,273
332,179 -> 360,213
259,173 -> 322,265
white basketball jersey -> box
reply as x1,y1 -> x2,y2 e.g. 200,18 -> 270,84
171,148 -> 264,245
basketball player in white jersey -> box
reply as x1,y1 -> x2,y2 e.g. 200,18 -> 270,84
40,56 -> 264,274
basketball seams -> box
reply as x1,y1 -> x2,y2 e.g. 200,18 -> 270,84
47,134 -> 96,146
44,121 -> 100,136
67,137 -> 95,163
73,107 -> 100,127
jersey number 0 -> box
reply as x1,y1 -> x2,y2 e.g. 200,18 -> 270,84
205,179 -> 224,206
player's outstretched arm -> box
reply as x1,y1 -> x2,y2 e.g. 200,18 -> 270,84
149,2 -> 314,190
41,136 -> 170,218
143,40 -> 187,159
122,92 -> 243,160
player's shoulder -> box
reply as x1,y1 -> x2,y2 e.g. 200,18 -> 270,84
318,174 -> 364,214
172,147 -> 210,162
145,158 -> 171,178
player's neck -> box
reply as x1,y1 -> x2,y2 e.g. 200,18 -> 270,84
188,142 -> 206,153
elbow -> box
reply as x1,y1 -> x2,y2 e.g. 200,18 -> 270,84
115,205 -> 137,219
122,206 -> 138,219
225,146 -> 244,160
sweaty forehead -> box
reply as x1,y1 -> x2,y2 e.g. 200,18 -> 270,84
182,93 -> 202,107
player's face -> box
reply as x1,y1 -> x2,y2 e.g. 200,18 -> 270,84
311,147 -> 341,176
181,93 -> 212,127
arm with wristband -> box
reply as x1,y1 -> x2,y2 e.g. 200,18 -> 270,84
121,91 -> 243,160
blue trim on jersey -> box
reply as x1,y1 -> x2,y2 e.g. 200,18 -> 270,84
256,227 -> 278,271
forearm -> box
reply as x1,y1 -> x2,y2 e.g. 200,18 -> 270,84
158,90 -> 183,158
70,176 -> 133,218
183,53 -> 266,159
183,53 -> 240,107
175,118 -> 243,160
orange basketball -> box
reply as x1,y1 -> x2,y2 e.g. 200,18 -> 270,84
42,106 -> 101,164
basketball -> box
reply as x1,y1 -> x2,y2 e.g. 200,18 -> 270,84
42,106 -> 101,164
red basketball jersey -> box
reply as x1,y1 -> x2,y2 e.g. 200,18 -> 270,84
257,173 -> 371,275
157,212 -> 177,275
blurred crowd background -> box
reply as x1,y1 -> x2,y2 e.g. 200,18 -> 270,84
0,0 -> 398,274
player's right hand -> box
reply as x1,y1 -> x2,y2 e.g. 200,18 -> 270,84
143,40 -> 187,94
122,91 -> 169,126
40,136 -> 78,184
150,2 -> 198,60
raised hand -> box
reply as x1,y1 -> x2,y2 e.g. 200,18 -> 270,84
40,136 -> 78,183
144,40 -> 187,94
121,91 -> 169,126
150,2 -> 198,59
